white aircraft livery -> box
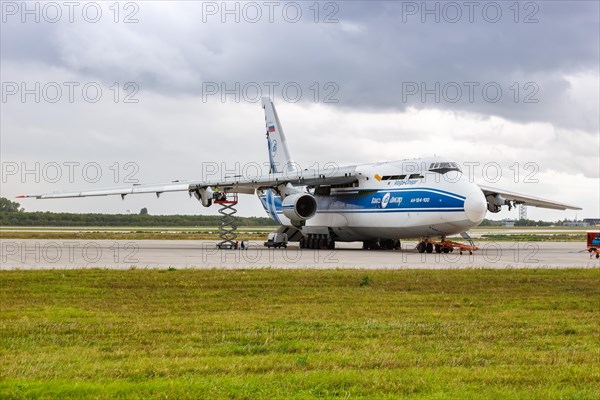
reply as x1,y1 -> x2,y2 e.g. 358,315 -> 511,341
20,98 -> 580,252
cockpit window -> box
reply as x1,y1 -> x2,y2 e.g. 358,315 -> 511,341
429,162 -> 462,174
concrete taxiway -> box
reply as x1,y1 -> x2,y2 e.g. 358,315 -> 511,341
1,240 -> 598,270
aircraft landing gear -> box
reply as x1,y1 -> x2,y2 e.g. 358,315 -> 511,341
416,240 -> 434,253
434,244 -> 452,254
300,234 -> 335,250
362,239 -> 400,250
425,232 -> 478,255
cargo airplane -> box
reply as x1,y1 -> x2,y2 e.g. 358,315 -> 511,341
20,98 -> 580,252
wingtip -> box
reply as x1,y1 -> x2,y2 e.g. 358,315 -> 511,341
564,205 -> 583,211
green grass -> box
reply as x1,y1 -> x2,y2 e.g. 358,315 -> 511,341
1,269 -> 599,399
0,226 -> 278,231
1,225 -> 591,241
0,231 -> 268,241
0,226 -> 276,241
480,233 -> 587,242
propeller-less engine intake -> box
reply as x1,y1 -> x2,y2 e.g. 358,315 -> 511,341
282,193 -> 317,221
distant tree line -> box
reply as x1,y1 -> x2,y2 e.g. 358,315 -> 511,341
479,218 -> 560,227
0,197 -> 273,227
0,211 -> 274,227
513,219 -> 555,227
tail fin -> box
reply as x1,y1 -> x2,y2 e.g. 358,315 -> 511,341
262,97 -> 297,174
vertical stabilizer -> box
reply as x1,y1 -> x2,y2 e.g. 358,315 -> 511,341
262,97 -> 297,174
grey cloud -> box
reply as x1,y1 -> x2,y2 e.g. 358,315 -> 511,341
1,1 -> 598,218
3,1 -> 598,133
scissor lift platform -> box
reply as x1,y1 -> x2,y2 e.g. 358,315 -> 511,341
214,193 -> 239,249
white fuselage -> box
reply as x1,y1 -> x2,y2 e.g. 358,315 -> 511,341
259,158 -> 487,241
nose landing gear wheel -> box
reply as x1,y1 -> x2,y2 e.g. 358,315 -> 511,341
425,242 -> 434,253
417,240 -> 435,253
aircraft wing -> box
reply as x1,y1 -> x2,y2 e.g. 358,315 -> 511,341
478,184 -> 581,210
18,166 -> 359,199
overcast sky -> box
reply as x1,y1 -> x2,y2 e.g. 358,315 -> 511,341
1,0 -> 598,221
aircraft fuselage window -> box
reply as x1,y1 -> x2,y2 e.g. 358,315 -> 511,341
381,175 -> 407,181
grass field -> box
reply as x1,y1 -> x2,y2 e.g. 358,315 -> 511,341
0,225 -> 591,242
0,227 -> 276,241
480,233 -> 587,242
0,231 -> 269,241
1,269 -> 598,399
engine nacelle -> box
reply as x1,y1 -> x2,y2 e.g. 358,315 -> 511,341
487,203 -> 501,213
193,187 -> 213,207
486,194 -> 506,213
282,193 -> 317,221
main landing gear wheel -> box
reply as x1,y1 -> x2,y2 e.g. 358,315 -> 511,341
300,234 -> 335,250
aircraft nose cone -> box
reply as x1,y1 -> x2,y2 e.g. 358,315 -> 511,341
464,188 -> 487,224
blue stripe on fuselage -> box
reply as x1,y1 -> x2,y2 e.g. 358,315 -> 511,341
332,187 -> 466,200
259,188 -> 466,218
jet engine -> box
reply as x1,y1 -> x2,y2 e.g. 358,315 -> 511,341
282,193 -> 317,221
486,194 -> 506,213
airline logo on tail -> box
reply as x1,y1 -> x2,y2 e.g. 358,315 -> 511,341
263,98 -> 298,174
